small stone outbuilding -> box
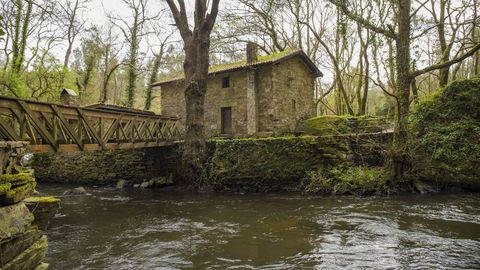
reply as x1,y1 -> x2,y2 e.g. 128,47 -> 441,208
153,44 -> 322,137
60,88 -> 78,106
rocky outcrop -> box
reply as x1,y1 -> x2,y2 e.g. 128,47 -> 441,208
0,142 -> 50,270
24,197 -> 61,230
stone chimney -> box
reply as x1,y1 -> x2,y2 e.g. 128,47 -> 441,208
246,42 -> 258,64
246,42 -> 258,136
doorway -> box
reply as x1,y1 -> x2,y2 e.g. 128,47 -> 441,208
221,107 -> 232,135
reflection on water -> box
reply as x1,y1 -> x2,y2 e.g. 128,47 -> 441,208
38,185 -> 480,270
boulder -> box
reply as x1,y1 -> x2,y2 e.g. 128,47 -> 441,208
116,179 -> 127,189
63,187 -> 87,195
0,203 -> 34,240
140,181 -> 151,188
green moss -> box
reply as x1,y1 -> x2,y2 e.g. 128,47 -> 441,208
206,136 -> 360,191
0,182 -> 12,194
303,166 -> 388,195
157,49 -> 297,84
410,77 -> 480,190
304,115 -> 386,136
6,181 -> 36,197
0,170 -> 35,185
24,196 -> 60,204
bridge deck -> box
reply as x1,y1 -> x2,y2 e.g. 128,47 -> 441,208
0,96 -> 181,153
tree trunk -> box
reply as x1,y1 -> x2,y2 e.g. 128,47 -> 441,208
182,33 -> 210,185
126,15 -> 139,108
145,52 -> 163,110
11,0 -> 22,72
436,0 -> 449,87
392,0 -> 412,183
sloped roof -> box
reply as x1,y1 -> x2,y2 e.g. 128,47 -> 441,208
84,103 -> 156,116
153,49 -> 323,87
61,88 -> 78,96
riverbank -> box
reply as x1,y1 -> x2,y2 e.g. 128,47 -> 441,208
30,133 -> 479,195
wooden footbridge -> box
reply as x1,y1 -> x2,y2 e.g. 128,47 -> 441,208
0,96 -> 181,153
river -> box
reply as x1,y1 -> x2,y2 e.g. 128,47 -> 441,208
37,185 -> 480,269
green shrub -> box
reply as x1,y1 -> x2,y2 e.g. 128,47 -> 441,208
410,77 -> 480,190
303,166 -> 388,195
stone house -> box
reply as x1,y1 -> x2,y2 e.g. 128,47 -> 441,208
153,44 -> 322,137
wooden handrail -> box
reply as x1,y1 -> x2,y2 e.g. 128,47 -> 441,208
0,95 -> 181,153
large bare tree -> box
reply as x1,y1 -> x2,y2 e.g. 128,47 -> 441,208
165,0 -> 220,185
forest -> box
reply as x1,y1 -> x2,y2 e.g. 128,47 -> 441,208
0,0 -> 478,113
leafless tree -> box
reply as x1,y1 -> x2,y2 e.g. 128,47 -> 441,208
165,0 -> 220,184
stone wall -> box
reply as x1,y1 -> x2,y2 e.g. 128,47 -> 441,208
271,57 -> 316,134
0,141 -> 49,270
207,134 -> 389,192
160,70 -> 249,138
31,134 -> 390,192
160,56 -> 316,138
31,145 -> 180,185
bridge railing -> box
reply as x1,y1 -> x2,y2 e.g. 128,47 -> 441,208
0,96 -> 181,153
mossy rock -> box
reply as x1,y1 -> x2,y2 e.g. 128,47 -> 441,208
0,203 -> 34,240
304,115 -> 386,136
24,196 -> 60,204
0,171 -> 35,187
0,182 -> 12,195
25,197 -> 61,230
0,182 -> 36,206
410,78 -> 480,190
0,228 -> 42,265
34,263 -> 49,270
2,235 -> 48,270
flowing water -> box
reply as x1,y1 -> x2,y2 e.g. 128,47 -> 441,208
38,185 -> 480,269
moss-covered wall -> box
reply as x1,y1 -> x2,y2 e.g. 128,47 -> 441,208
31,134 -> 390,190
206,134 -> 389,192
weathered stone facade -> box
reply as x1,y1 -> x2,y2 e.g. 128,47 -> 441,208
156,49 -> 321,138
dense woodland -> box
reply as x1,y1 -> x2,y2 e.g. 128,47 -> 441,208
0,0 -> 478,113
1,0 -> 480,184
